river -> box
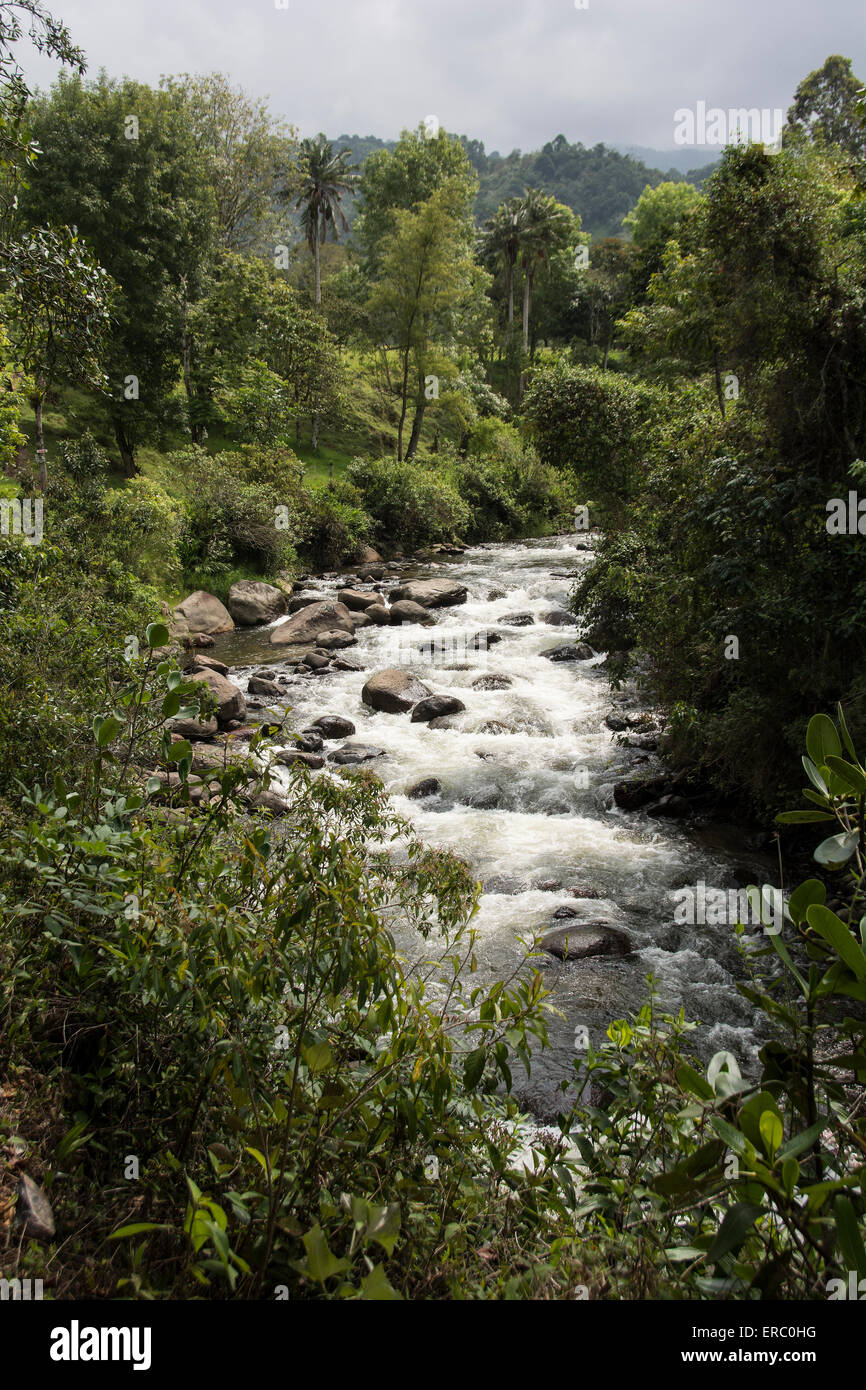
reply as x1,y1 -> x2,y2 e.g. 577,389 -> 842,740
213,532 -> 774,1117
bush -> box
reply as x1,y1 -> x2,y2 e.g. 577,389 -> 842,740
171,446 -> 301,583
296,479 -> 373,571
523,360 -> 664,501
348,455 -> 470,552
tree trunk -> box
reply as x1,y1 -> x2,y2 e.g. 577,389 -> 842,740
523,272 -> 531,353
113,416 -> 137,477
602,331 -> 612,371
507,266 -> 514,325
314,218 -> 322,308
396,348 -> 411,462
34,390 -> 47,490
712,345 -> 727,420
311,410 -> 319,451
406,378 -> 427,460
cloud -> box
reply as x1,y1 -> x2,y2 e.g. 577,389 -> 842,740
21,0 -> 866,152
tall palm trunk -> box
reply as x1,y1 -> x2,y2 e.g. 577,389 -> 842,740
311,208 -> 322,449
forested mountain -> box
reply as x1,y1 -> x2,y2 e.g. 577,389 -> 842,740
334,130 -> 714,236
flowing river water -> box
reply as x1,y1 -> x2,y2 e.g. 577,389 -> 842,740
212,532 -> 774,1117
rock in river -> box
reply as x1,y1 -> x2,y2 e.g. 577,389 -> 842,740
187,668 -> 246,727
270,600 -> 354,646
407,777 -> 442,798
538,923 -> 632,961
543,643 -> 594,662
227,580 -> 287,627
311,715 -> 356,738
388,577 -> 468,609
328,743 -> 387,765
174,589 -> 234,635
389,599 -> 437,626
410,694 -> 466,723
362,668 -> 431,714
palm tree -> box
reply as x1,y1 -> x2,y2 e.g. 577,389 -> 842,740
516,188 -> 574,354
282,135 -> 358,450
286,134 -> 359,307
479,197 -> 522,328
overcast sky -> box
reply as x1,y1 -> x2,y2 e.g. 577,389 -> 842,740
21,0 -> 866,153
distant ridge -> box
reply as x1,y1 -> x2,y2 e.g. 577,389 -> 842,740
326,132 -> 720,237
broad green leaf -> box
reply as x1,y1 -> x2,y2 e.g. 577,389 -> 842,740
825,756 -> 866,794
813,831 -> 859,868
302,1041 -> 333,1073
109,1222 -> 171,1239
806,904 -> 866,980
806,714 -> 842,767
146,622 -> 170,649
359,1263 -> 403,1300
301,1223 -> 350,1284
775,810 -> 835,824
834,1195 -> 866,1278
786,879 -> 826,925
759,1110 -> 783,1160
705,1202 -> 763,1266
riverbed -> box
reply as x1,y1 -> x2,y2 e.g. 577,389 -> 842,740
212,533 -> 774,1116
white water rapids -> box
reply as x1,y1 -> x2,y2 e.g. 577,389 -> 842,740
215,533 -> 773,1116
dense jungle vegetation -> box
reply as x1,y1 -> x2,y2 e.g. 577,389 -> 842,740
1,1 -> 865,1301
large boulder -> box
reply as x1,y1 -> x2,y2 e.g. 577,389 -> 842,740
365,604 -> 391,626
359,545 -> 383,565
311,715 -> 356,738
389,599 -> 436,627
168,714 -> 219,740
188,668 -> 246,727
338,588 -> 383,611
410,694 -> 466,723
227,580 -> 287,627
270,600 -> 354,646
362,668 -> 431,714
502,612 -> 534,627
388,578 -> 468,609
174,590 -> 234,635
537,923 -> 632,961
544,609 -> 575,626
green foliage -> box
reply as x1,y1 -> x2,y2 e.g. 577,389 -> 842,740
348,454 -> 470,552
524,360 -> 664,501
170,445 -> 300,584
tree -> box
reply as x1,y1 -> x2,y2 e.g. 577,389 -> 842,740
479,197 -> 522,328
355,124 -> 477,275
515,190 -> 578,357
784,54 -> 866,162
367,183 -> 480,461
287,134 -> 358,308
161,72 -> 297,255
622,180 -> 703,248
17,74 -> 217,473
3,225 -> 113,485
0,1 -> 84,236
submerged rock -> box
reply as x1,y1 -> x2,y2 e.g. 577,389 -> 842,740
407,777 -> 442,799
328,743 -> 387,765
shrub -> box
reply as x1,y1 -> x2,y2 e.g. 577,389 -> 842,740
348,455 -> 470,552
